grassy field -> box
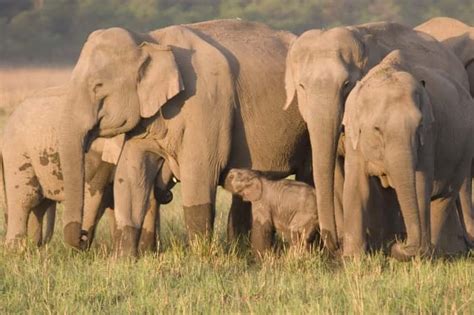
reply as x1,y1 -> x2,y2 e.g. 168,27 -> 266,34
0,67 -> 473,314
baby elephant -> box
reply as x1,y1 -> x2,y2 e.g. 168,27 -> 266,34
225,168 -> 319,256
2,86 -> 174,251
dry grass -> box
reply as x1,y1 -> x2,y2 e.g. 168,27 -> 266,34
0,67 -> 473,313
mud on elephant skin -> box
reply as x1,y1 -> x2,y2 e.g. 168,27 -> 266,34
342,50 -> 473,260
224,168 -> 319,257
65,19 -> 310,257
284,21 -> 470,254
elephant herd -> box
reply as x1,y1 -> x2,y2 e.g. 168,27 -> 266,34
1,17 -> 473,261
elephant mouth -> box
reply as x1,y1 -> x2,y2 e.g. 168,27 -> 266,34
378,174 -> 394,189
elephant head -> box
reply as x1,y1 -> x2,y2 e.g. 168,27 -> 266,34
225,169 -> 263,202
343,53 -> 434,259
284,27 -> 374,251
415,17 -> 474,97
60,27 -> 184,248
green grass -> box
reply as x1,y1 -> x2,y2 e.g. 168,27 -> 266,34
0,67 -> 473,313
1,185 -> 473,314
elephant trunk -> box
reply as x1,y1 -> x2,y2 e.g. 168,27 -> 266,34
59,87 -> 98,250
387,148 -> 422,261
306,109 -> 341,252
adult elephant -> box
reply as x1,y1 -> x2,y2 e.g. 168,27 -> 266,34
416,17 -> 474,245
284,21 -> 470,254
59,19 -> 309,251
416,17 -> 474,96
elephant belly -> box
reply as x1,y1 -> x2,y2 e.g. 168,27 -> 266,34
228,123 -> 310,178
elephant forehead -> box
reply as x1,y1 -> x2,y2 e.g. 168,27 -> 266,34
88,27 -> 140,48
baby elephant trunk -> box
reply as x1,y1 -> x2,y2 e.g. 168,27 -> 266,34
387,150 -> 423,261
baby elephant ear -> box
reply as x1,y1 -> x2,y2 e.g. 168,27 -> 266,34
101,134 -> 126,165
284,62 -> 296,110
417,83 -> 435,146
242,177 -> 263,202
342,82 -> 362,150
137,42 -> 184,118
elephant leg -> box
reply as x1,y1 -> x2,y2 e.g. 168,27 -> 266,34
334,155 -> 344,245
342,150 -> 370,257
291,219 -> 318,251
4,159 -> 41,247
180,148 -> 220,244
251,206 -> 274,258
106,208 -> 116,239
83,184 -> 113,248
458,176 -> 474,246
431,196 -> 467,255
42,203 -> 57,245
139,162 -> 175,253
82,182 -> 106,248
138,194 -> 160,254
114,140 -> 160,257
27,199 -> 54,247
82,162 -> 115,248
227,195 -> 252,243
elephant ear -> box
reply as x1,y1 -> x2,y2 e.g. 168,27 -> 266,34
241,177 -> 263,202
101,133 -> 126,165
137,42 -> 184,118
342,81 -> 362,150
283,51 -> 297,111
417,81 -> 435,146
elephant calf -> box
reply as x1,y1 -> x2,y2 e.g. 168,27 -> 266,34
224,168 -> 319,256
1,86 -> 173,250
342,50 -> 473,260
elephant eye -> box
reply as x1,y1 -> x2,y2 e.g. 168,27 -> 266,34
342,80 -> 354,98
343,80 -> 354,91
298,83 -> 305,90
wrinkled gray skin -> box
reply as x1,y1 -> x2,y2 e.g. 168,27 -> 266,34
285,21 -> 470,254
2,87 -> 174,251
416,17 -> 474,246
61,19 -> 310,255
342,51 -> 474,260
224,169 -> 318,257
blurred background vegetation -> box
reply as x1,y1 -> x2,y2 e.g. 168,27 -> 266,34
1,0 -> 473,64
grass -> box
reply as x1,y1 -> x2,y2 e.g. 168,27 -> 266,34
0,67 -> 473,314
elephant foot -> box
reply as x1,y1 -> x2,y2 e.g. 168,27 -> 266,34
114,226 -> 139,258
138,229 -> 158,254
183,204 -> 215,243
390,242 -> 419,262
5,236 -> 27,250
63,222 -> 87,250
320,229 -> 339,255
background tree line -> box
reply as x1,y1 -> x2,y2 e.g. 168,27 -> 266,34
1,0 -> 473,64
